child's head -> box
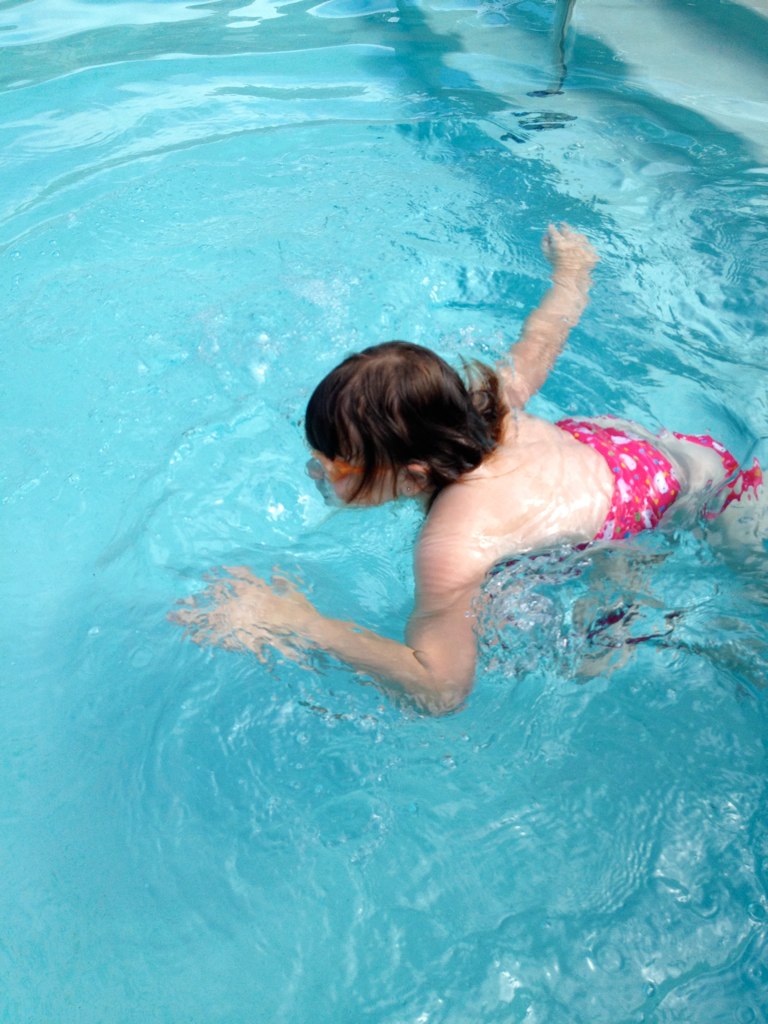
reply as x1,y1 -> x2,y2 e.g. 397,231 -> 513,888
305,341 -> 506,503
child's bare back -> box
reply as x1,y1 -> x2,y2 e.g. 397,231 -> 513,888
422,412 -> 616,565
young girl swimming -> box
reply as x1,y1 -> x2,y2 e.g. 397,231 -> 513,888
173,225 -> 763,713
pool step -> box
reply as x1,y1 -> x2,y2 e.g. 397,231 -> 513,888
418,0 -> 768,158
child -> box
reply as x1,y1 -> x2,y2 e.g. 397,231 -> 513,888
172,225 -> 763,713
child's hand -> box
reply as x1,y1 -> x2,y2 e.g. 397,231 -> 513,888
170,566 -> 316,663
542,223 -> 598,276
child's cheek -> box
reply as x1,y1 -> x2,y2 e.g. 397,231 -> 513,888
334,477 -> 359,503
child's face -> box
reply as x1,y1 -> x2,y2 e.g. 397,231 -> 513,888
307,451 -> 397,507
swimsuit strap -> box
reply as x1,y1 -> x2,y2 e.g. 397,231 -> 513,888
557,418 -> 681,540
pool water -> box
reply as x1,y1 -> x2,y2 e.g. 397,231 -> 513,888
2,0 -> 768,1021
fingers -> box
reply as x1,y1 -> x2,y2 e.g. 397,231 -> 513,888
542,222 -> 572,258
542,222 -> 598,268
222,564 -> 259,584
168,604 -> 202,627
169,567 -> 293,664
545,222 -> 585,245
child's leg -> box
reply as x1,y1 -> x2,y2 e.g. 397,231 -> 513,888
650,430 -> 766,566
671,432 -> 762,512
705,464 -> 768,565
670,433 -> 767,562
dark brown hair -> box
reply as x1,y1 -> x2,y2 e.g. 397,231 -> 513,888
305,341 -> 507,502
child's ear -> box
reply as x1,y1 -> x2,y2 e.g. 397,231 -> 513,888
404,462 -> 430,490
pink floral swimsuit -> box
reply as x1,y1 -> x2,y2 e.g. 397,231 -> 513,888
557,418 -> 764,541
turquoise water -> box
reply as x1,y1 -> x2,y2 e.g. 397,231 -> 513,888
2,0 -> 768,1020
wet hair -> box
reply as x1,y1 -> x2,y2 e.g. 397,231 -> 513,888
305,340 -> 508,502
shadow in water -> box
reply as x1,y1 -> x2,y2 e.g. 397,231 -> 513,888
528,0 -> 577,97
382,0 -> 580,145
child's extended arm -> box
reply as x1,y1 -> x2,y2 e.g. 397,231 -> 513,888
501,223 -> 598,407
170,549 -> 488,716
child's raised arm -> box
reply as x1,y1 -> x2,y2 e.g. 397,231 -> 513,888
500,224 -> 597,408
